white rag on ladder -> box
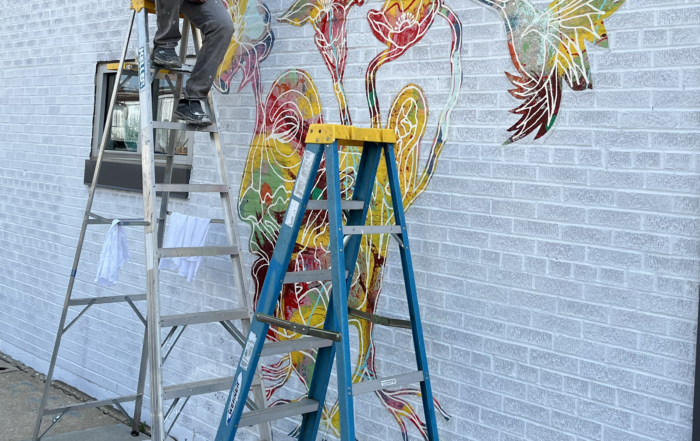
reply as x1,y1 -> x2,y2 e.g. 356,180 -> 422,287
159,212 -> 211,282
95,219 -> 130,287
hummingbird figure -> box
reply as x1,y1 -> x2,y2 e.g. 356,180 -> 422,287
476,0 -> 626,144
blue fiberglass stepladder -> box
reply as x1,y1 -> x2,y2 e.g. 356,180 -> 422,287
215,124 -> 440,440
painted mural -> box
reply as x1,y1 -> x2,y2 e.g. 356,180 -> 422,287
476,0 -> 626,144
216,0 -> 625,438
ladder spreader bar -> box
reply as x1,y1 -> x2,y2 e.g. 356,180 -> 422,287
348,307 -> 412,329
255,313 -> 341,342
68,294 -> 147,306
44,394 -> 141,415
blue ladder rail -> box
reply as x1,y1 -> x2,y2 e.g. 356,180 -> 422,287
215,124 -> 440,440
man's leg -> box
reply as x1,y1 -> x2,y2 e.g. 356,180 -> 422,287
179,0 -> 234,101
153,0 -> 184,69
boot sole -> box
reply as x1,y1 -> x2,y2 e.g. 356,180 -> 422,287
151,56 -> 182,70
173,110 -> 212,126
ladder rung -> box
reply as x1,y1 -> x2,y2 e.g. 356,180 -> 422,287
261,337 -> 333,357
239,399 -> 319,428
68,294 -> 146,306
161,308 -> 248,328
283,269 -> 349,284
163,376 -> 233,401
105,61 -> 194,76
155,183 -> 228,193
87,218 -> 150,226
166,210 -> 225,223
255,313 -> 341,342
343,225 -> 402,235
152,121 -> 218,133
44,394 -> 140,415
348,307 -> 412,329
157,245 -> 238,258
352,371 -> 425,396
306,200 -> 365,211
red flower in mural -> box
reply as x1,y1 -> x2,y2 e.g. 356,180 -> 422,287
368,0 -> 442,59
279,0 -> 363,124
365,0 -> 442,127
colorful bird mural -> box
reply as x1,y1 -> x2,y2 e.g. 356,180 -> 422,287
474,0 -> 626,144
216,0 -> 628,438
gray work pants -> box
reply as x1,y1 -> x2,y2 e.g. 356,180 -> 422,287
154,0 -> 233,100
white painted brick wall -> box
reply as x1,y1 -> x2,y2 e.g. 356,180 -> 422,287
1,1 -> 699,440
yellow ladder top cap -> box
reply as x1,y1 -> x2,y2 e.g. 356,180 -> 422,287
131,0 -> 155,13
306,124 -> 397,146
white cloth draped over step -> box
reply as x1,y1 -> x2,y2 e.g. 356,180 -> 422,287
95,219 -> 130,287
158,212 -> 211,282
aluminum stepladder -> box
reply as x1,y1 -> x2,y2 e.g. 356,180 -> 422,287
32,2 -> 272,440
215,125 -> 440,440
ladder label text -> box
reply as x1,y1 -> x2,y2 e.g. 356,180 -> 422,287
240,332 -> 257,371
138,47 -> 146,89
381,378 -> 397,387
293,151 -> 316,199
284,200 -> 300,227
226,373 -> 243,425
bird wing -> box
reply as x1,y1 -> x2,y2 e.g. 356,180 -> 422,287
545,0 -> 626,89
504,67 -> 561,145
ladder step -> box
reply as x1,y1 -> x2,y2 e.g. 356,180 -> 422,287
352,371 -> 425,396
44,394 -> 140,415
155,184 -> 228,193
161,309 -> 249,328
106,61 -> 194,76
343,225 -> 402,235
68,294 -> 146,306
348,307 -> 412,329
239,399 -> 319,428
163,376 -> 234,401
255,313 -> 341,342
152,121 -> 218,133
87,217 -> 150,226
261,337 -> 333,357
283,269 -> 349,284
157,245 -> 238,258
306,200 -> 365,211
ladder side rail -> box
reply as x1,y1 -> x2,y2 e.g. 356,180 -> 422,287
156,21 -> 191,248
382,143 -> 440,440
31,11 -> 137,441
135,9 -> 167,440
189,25 -> 273,440
131,325 -> 150,435
325,140 -> 358,440
298,141 -> 384,439
214,143 -> 326,441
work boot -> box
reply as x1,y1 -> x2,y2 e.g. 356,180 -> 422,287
174,99 -> 212,126
151,46 -> 182,69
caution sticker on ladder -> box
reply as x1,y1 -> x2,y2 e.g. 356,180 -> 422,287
240,332 -> 257,371
293,151 -> 316,199
284,200 -> 300,228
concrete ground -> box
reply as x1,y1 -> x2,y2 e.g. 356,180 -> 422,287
0,354 -> 149,441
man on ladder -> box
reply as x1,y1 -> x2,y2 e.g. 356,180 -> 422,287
152,0 -> 233,125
